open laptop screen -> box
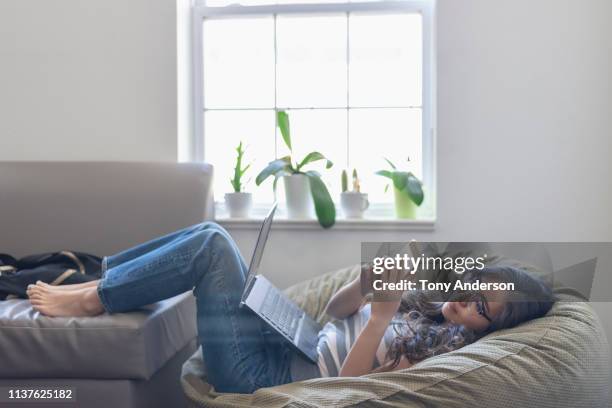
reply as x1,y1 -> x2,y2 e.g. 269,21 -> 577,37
242,203 -> 277,297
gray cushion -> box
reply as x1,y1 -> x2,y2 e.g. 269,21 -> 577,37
0,292 -> 197,380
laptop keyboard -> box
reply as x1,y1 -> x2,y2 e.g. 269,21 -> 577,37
260,288 -> 302,340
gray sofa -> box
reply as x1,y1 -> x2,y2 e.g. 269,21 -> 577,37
0,161 -> 214,408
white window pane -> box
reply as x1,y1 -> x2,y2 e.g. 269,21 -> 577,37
203,17 -> 274,108
349,108 -> 422,203
204,110 -> 276,203
276,15 -> 347,108
349,13 -> 422,107
276,109 -> 347,200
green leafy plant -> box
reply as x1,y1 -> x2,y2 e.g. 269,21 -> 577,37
375,158 -> 424,205
256,110 -> 336,228
230,141 -> 250,193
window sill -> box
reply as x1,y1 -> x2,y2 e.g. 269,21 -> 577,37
216,216 -> 435,231
214,202 -> 435,230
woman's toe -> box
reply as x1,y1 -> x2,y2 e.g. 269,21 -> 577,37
33,304 -> 46,313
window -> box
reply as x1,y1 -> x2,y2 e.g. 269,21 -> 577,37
192,0 -> 435,220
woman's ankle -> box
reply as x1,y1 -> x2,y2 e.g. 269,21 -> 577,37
83,287 -> 105,315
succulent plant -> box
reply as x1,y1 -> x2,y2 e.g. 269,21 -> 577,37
352,169 -> 361,193
230,141 -> 250,193
341,170 -> 348,192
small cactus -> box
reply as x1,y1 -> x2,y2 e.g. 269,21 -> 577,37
230,141 -> 250,192
341,169 -> 348,192
352,169 -> 361,193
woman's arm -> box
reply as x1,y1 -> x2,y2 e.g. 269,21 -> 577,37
338,315 -> 390,376
324,275 -> 365,320
339,267 -> 405,377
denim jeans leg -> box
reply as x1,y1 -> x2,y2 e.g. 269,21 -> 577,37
98,222 -> 227,312
101,222 -> 223,278
97,223 -> 292,393
191,229 -> 292,393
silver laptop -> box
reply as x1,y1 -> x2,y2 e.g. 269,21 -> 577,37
240,203 -> 321,362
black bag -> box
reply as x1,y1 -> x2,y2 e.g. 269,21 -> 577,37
0,251 -> 102,300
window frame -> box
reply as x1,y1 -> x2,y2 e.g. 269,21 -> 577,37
191,0 -> 436,225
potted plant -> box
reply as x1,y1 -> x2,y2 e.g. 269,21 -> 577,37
340,169 -> 369,219
256,110 -> 336,228
375,158 -> 424,219
224,141 -> 252,218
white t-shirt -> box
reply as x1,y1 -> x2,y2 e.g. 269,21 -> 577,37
316,304 -> 397,377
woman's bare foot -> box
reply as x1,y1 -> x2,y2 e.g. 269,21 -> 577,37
32,279 -> 100,292
28,284 -> 104,317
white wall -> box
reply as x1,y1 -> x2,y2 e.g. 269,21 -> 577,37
0,0 -> 177,161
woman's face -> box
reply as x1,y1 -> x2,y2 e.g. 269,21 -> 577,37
441,289 -> 507,332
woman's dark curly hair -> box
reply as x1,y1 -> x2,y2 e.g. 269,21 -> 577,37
384,266 -> 555,369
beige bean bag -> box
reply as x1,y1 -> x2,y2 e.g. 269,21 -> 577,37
181,263 -> 610,407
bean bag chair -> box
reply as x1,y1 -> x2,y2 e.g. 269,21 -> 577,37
181,257 -> 610,407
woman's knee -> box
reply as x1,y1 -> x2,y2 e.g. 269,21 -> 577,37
184,223 -> 234,249
193,223 -> 237,245
190,221 -> 224,234
190,228 -> 246,281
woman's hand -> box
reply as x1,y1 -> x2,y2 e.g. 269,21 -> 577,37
360,262 -> 375,294
370,267 -> 408,324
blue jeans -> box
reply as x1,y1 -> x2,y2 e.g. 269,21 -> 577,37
97,222 -> 294,393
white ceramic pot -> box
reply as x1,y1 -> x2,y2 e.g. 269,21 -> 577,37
283,174 -> 314,219
224,192 -> 252,218
340,192 -> 369,218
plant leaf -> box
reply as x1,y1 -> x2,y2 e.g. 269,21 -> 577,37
296,151 -> 333,171
404,172 -> 424,206
375,170 -> 394,180
305,171 -> 336,228
296,152 -> 321,170
277,110 -> 292,151
240,163 -> 251,177
230,177 -> 238,192
255,157 -> 291,186
231,141 -> 246,192
392,171 -> 409,191
384,157 -> 397,170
